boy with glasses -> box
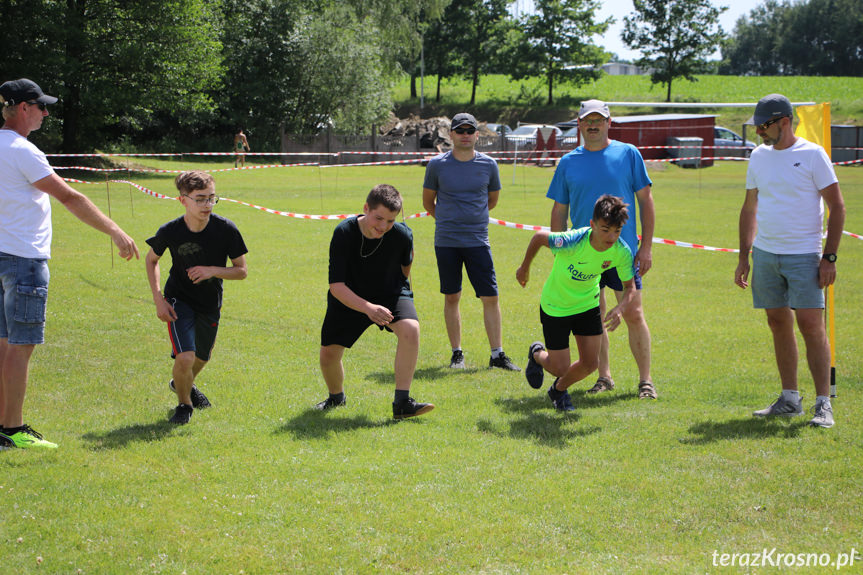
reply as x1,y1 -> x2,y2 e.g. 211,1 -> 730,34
145,171 -> 248,425
422,112 -> 520,372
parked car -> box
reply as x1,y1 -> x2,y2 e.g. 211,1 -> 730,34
505,124 -> 563,147
714,126 -> 757,157
485,123 -> 512,136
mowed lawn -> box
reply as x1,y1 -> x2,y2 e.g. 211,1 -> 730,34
3,159 -> 862,574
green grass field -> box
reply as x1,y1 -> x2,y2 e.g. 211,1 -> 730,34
394,74 -> 863,130
3,159 -> 863,573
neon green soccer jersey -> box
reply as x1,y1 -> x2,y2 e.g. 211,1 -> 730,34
540,227 -> 634,317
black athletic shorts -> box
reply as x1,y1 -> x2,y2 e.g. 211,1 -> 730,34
321,297 -> 418,348
540,305 -> 603,350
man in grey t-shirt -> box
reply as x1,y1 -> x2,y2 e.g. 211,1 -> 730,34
422,113 -> 519,371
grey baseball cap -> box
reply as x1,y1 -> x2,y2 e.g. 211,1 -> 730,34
578,99 -> 610,119
0,78 -> 57,106
451,113 -> 478,130
747,93 -> 793,125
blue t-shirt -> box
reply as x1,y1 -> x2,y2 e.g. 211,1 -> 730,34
546,140 -> 651,255
423,151 -> 501,247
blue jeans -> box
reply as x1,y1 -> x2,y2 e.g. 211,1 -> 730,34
0,253 -> 50,345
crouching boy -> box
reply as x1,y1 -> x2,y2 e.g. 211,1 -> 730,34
317,184 -> 433,419
516,195 -> 635,411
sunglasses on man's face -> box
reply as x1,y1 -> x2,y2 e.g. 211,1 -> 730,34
756,117 -> 784,131
26,101 -> 48,111
453,127 -> 476,135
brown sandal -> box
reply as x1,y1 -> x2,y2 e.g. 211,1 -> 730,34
587,376 -> 615,394
638,381 -> 658,399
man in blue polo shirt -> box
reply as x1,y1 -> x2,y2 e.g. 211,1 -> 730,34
546,99 -> 657,400
422,113 -> 520,372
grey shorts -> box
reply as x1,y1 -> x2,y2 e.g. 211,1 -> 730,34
752,247 -> 824,309
0,253 -> 50,345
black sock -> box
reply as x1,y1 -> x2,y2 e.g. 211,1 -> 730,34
394,389 -> 410,403
548,379 -> 564,400
3,426 -> 23,435
330,392 -> 345,403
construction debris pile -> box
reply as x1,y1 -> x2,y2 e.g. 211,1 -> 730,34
378,113 -> 497,149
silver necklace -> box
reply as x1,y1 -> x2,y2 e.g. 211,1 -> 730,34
360,229 -> 384,258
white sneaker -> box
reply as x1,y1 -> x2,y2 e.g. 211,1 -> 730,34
808,402 -> 834,428
753,394 -> 803,417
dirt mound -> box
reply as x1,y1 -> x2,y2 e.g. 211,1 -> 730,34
379,113 -> 498,149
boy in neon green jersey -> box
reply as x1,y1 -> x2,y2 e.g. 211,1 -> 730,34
516,195 -> 636,411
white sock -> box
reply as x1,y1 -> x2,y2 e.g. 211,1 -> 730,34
781,389 -> 799,401
815,395 -> 830,406
491,347 -> 503,358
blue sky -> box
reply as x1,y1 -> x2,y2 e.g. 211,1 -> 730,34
511,0 -> 755,61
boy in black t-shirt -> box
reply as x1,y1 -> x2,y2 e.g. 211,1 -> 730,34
317,184 -> 434,419
145,171 -> 248,424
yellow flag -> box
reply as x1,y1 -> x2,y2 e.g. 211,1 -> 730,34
794,102 -> 832,159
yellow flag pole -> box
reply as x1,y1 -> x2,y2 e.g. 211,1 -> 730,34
795,102 -> 836,396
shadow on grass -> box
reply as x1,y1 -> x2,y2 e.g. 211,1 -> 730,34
681,417 -> 809,445
82,420 -> 176,450
477,396 -> 601,449
277,408 -> 401,440
366,365 -> 481,384
569,389 -> 639,408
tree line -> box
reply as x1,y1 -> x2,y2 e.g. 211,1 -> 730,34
0,0 -> 858,153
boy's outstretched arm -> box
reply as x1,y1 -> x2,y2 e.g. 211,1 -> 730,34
516,230 -> 551,287
603,278 -> 636,332
145,248 -> 178,323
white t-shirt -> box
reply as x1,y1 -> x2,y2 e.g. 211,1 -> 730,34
0,129 -> 54,258
746,137 -> 838,255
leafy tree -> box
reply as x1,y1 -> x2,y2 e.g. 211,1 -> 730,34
423,17 -> 459,102
622,0 -> 726,102
444,0 -> 510,105
221,1 -> 392,146
720,0 -> 863,77
509,0 -> 610,106
1,0 -> 222,152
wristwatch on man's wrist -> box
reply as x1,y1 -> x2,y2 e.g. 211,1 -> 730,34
822,253 -> 837,263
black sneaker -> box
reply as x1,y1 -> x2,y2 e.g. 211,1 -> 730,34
393,397 -> 435,420
489,352 -> 521,371
169,404 -> 194,425
449,349 -> 466,369
547,383 -> 575,412
526,341 -> 545,389
0,431 -> 14,451
169,379 -> 212,409
314,396 -> 346,411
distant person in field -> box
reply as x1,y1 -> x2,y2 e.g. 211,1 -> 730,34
234,128 -> 250,168
517,195 -> 635,411
546,99 -> 657,400
735,93 -> 845,429
0,78 -> 139,450
145,171 -> 248,425
316,184 -> 433,420
422,112 -> 520,372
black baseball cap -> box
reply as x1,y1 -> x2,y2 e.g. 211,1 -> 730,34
0,78 -> 57,107
747,93 -> 793,126
451,113 -> 478,130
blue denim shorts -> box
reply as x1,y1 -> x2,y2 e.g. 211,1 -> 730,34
0,253 -> 50,345
752,247 -> 824,309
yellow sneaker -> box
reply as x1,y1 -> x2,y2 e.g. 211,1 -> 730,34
7,425 -> 58,449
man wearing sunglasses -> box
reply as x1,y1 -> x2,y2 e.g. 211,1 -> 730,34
423,113 -> 520,372
0,78 -> 139,449
735,93 -> 845,428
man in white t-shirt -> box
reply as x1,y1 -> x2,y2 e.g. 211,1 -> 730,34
0,78 -> 139,449
734,93 -> 845,429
